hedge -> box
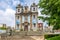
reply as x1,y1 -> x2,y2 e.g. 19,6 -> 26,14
45,34 -> 60,39
47,36 -> 60,40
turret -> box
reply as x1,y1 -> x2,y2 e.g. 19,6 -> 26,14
30,3 -> 38,12
16,4 -> 23,13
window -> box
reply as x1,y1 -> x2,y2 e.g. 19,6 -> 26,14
25,17 -> 27,21
17,24 -> 19,27
22,8 -> 23,12
25,16 -> 27,21
17,16 -> 19,19
33,15 -> 35,18
18,9 -> 20,12
34,23 -> 36,27
17,24 -> 19,29
33,7 -> 35,11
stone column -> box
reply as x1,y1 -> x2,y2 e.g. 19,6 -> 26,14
30,14 -> 32,31
15,15 -> 16,29
37,14 -> 38,31
20,15 -> 22,30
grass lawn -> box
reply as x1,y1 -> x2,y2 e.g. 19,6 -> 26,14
0,27 -> 7,30
47,35 -> 60,40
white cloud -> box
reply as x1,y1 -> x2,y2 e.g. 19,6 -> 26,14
0,8 -> 15,27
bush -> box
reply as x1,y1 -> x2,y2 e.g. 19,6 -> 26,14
45,34 -> 60,39
47,36 -> 60,40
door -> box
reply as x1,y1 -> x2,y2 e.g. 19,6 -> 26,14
24,25 -> 28,31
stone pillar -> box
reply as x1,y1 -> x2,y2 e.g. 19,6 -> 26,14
30,14 -> 32,31
20,15 -> 22,30
15,15 -> 16,29
37,14 -> 38,31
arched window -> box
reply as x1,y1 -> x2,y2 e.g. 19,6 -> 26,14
17,24 -> 19,29
33,7 -> 35,11
18,9 -> 20,12
17,16 -> 19,19
34,23 -> 36,27
33,15 -> 35,18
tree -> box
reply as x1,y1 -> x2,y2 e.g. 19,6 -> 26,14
38,0 -> 60,30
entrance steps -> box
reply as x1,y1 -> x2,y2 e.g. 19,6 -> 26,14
12,31 -> 44,36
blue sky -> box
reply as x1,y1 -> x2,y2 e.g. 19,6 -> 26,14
0,0 -> 48,27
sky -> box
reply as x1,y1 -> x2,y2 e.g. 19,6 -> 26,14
0,0 -> 48,27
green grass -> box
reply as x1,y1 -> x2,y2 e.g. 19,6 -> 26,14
47,35 -> 60,40
0,27 -> 7,30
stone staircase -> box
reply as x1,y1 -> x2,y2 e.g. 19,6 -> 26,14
1,35 -> 44,40
0,31 -> 44,40
12,31 -> 44,36
1,35 -> 36,40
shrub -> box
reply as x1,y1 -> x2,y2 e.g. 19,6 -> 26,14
45,34 -> 60,39
47,36 -> 60,40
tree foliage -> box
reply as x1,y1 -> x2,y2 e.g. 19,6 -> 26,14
38,0 -> 60,30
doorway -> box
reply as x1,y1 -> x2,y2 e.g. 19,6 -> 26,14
24,25 -> 28,31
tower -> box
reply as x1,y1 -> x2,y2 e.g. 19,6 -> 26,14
15,4 -> 23,31
16,4 -> 23,13
30,3 -> 38,31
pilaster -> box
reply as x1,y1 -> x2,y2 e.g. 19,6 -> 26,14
30,14 -> 32,31
20,15 -> 22,29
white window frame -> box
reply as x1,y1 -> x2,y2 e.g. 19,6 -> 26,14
17,8 -> 22,13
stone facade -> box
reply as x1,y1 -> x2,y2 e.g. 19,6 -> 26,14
15,3 -> 43,31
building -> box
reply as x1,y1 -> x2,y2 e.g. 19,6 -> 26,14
3,24 -> 6,28
0,24 -> 6,28
15,3 -> 43,31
